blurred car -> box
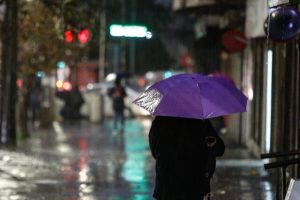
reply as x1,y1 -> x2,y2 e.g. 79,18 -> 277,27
82,81 -> 150,118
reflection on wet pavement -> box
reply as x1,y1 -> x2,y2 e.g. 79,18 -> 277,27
121,121 -> 150,200
0,120 -> 150,200
0,119 -> 275,200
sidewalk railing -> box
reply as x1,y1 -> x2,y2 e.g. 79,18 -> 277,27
261,150 -> 300,200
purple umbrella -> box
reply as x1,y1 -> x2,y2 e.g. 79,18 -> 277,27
133,73 -> 248,119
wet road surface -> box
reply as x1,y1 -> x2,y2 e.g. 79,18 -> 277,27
0,119 -> 275,200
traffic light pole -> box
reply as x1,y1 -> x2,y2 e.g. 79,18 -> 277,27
120,0 -> 126,72
0,0 -> 18,145
98,0 -> 106,82
98,0 -> 106,123
129,0 -> 136,75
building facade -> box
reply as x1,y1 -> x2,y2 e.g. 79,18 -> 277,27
172,0 -> 300,179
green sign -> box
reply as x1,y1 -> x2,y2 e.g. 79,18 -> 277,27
109,24 -> 149,38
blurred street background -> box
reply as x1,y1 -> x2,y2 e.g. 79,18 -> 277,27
1,0 -> 300,199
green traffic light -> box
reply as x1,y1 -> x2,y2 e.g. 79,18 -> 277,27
56,61 -> 66,69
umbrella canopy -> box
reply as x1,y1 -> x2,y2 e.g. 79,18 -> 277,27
133,73 -> 248,119
208,71 -> 235,86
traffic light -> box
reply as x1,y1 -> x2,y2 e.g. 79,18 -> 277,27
64,29 -> 74,43
64,29 -> 89,44
77,29 -> 89,44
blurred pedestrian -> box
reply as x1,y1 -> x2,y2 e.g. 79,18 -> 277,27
149,116 -> 225,200
58,85 -> 85,120
28,81 -> 41,126
108,78 -> 127,133
69,85 -> 85,117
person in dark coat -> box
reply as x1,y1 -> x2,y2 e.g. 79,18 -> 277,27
149,116 -> 225,200
28,85 -> 41,125
58,86 -> 84,120
108,78 -> 127,131
69,85 -> 85,116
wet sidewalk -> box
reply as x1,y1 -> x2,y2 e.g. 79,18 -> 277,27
212,135 -> 276,200
0,119 -> 275,200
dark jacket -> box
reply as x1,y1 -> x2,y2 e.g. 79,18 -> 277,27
108,85 -> 126,112
149,116 -> 225,200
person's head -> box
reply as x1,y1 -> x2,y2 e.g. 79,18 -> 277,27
115,78 -> 121,86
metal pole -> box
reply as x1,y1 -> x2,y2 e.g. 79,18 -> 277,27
129,39 -> 136,75
239,50 -> 244,145
98,0 -> 106,123
120,0 -> 126,72
113,43 -> 120,73
276,169 -> 280,200
1,0 -> 17,145
129,0 -> 136,75
282,166 -> 287,200
296,39 -> 300,177
98,0 -> 106,82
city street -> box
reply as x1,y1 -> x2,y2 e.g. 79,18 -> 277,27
0,1 -> 298,199
0,118 -> 275,200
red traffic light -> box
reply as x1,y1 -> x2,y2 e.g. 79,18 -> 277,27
64,30 -> 73,43
77,29 -> 89,44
